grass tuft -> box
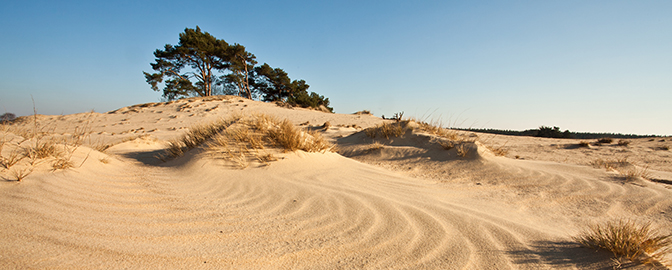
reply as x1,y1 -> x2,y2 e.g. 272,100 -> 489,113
365,121 -> 408,139
10,168 -> 33,182
456,144 -> 470,157
598,137 -> 614,144
617,139 -> 631,146
574,219 -> 672,264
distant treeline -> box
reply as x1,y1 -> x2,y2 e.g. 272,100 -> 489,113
456,126 -> 659,139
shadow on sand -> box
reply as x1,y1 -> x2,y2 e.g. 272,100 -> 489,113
506,241 -> 658,269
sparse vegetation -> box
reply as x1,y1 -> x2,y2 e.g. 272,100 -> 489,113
487,145 -> 508,156
353,110 -> 371,115
598,137 -> 614,144
160,114 -> 334,168
163,116 -> 241,159
437,140 -> 455,150
574,219 -> 672,264
620,165 -> 651,181
617,139 -> 631,146
590,157 -> 630,171
365,121 -> 408,139
578,141 -> 591,148
456,144 -> 470,157
10,168 -> 33,182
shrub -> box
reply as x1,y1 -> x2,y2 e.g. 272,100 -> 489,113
536,126 -> 572,138
578,141 -> 590,147
287,91 -> 333,112
617,139 -> 631,146
574,219 -> 672,264
598,137 -> 614,144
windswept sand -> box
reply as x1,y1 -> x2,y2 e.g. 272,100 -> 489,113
1,96 -> 671,269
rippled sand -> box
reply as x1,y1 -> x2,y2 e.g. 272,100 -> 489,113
2,96 -> 671,269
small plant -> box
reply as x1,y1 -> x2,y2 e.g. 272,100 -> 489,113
620,165 -> 651,181
392,111 -> 404,122
598,137 -> 614,144
488,145 -> 508,156
578,141 -> 590,147
456,144 -> 470,157
574,219 -> 672,264
368,141 -> 384,151
617,139 -> 631,146
52,158 -> 74,170
10,168 -> 33,182
659,145 -> 670,151
1,148 -> 24,169
438,140 -> 455,150
353,110 -> 371,115
255,152 -> 277,165
322,121 -> 331,130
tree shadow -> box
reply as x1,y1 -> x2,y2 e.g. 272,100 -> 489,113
507,241 -> 647,269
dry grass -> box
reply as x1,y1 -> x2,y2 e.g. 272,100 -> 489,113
1,148 -> 24,169
163,115 -> 241,159
618,139 -> 631,146
10,168 -> 33,182
574,219 -> 672,264
590,157 -> 630,171
456,144 -> 470,157
365,121 -> 407,139
368,141 -> 384,151
193,114 -> 333,168
52,157 -> 74,170
619,165 -> 651,181
578,141 -> 591,147
437,140 -> 455,150
488,145 -> 508,156
598,137 -> 614,144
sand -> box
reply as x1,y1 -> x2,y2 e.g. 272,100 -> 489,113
1,95 -> 671,269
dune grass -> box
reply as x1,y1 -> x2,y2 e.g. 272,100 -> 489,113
365,121 -> 408,139
162,113 -> 333,168
574,219 -> 672,265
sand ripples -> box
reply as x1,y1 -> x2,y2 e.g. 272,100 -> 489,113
2,152 -> 671,269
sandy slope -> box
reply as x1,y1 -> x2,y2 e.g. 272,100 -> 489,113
1,96 -> 671,269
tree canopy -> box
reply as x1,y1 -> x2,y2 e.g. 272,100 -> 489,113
144,26 -> 332,112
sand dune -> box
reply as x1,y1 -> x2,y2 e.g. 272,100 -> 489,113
1,96 -> 671,269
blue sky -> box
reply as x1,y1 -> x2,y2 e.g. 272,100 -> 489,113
1,1 -> 670,135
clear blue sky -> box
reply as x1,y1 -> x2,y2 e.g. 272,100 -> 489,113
1,1 -> 670,135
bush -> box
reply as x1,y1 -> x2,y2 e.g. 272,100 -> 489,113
536,126 -> 572,139
287,91 -> 333,112
0,113 -> 16,122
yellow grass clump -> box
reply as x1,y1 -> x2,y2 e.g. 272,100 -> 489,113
163,114 -> 333,168
365,121 -> 408,139
574,219 -> 672,265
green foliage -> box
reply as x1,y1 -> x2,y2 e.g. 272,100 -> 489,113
145,26 -> 333,111
287,91 -> 333,112
535,126 -> 572,139
1,113 -> 16,122
144,26 -> 255,100
253,63 -> 294,101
